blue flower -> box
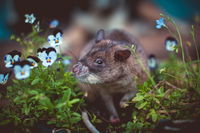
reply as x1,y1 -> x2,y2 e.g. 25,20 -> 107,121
148,54 -> 157,70
27,56 -> 40,69
49,19 -> 59,28
13,60 -> 31,80
47,32 -> 63,47
165,37 -> 178,52
25,13 -> 36,24
4,50 -> 21,68
37,47 -> 57,67
0,72 -> 11,85
155,17 -> 166,29
62,59 -> 71,65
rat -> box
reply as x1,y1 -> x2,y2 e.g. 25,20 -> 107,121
72,29 -> 148,123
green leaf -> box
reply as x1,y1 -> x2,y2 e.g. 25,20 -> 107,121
68,99 -> 80,105
135,101 -> 147,109
156,87 -> 165,96
16,37 -> 21,42
39,96 -> 54,109
37,105 -> 48,110
132,111 -> 138,120
47,121 -> 56,125
56,102 -> 66,108
72,112 -> 81,117
13,80 -> 19,84
61,89 -> 71,103
10,34 -> 15,40
31,79 -> 40,85
24,106 -> 30,115
28,90 -> 39,95
70,117 -> 81,124
153,97 -> 160,104
0,120 -> 11,126
132,94 -> 144,102
150,109 -> 158,122
13,96 -> 20,103
160,13 -> 165,17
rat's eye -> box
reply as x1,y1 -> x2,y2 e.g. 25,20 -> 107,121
94,58 -> 103,65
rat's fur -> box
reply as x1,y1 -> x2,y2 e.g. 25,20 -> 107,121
72,29 -> 148,122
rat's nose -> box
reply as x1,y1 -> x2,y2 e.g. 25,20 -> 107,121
72,62 -> 88,76
72,62 -> 82,74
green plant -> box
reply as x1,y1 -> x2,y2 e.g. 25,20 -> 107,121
1,62 -> 85,132
10,24 -> 46,57
122,14 -> 200,132
0,14 -> 86,132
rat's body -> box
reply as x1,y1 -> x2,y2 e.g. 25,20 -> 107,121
72,29 -> 148,122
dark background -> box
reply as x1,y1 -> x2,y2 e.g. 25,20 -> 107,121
0,0 -> 200,73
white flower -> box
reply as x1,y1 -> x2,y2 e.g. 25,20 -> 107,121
25,13 -> 36,24
37,47 -> 57,67
13,61 -> 31,80
165,37 -> 178,52
148,55 -> 157,69
47,32 -> 63,47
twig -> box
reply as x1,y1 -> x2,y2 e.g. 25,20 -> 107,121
52,128 -> 71,133
149,81 -> 182,116
149,80 -> 165,94
153,81 -> 180,90
164,81 -> 181,90
179,102 -> 200,106
152,81 -> 181,98
191,25 -> 199,60
82,111 -> 100,133
154,81 -> 165,89
158,109 -> 177,114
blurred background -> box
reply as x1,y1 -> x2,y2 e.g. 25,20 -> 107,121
0,0 -> 200,71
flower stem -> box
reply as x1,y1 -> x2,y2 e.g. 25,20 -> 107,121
191,25 -> 199,60
174,23 -> 185,63
130,47 -> 156,86
59,45 -> 62,54
171,20 -> 190,87
165,26 -> 178,39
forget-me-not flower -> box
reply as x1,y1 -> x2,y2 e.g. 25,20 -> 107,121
49,19 -> 59,28
62,59 -> 71,65
25,14 -> 36,24
155,17 -> 166,29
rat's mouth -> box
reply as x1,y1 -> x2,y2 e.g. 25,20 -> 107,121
72,62 -> 101,84
76,73 -> 101,84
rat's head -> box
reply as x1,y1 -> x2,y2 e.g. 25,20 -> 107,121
72,29 -> 132,84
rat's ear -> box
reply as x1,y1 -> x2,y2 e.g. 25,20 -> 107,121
114,49 -> 131,61
95,29 -> 105,43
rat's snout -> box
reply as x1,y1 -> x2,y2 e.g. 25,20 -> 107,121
72,62 -> 89,77
72,62 -> 81,74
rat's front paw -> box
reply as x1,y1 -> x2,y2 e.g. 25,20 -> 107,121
119,99 -> 129,108
109,115 -> 120,123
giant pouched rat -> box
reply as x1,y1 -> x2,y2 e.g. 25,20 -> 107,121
72,29 -> 148,122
